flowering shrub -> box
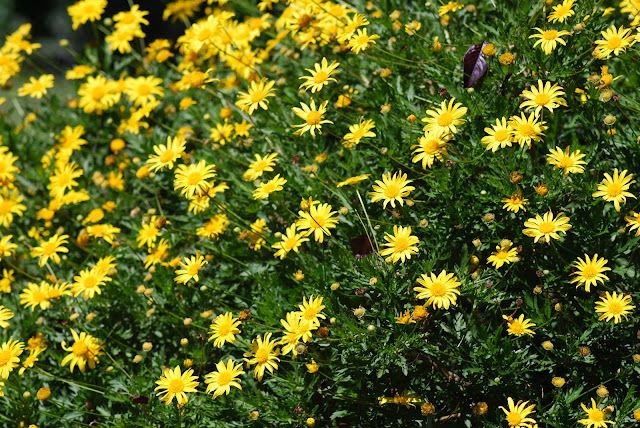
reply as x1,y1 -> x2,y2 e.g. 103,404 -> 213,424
1,0 -> 640,426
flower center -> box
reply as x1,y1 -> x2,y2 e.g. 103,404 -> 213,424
168,378 -> 185,393
538,221 -> 555,234
509,322 -> 525,335
250,90 -> 265,104
543,30 -> 558,40
606,183 -> 622,197
187,172 -> 203,186
72,340 -> 88,356
91,86 -> 105,101
217,323 -> 231,336
217,371 -> 232,386
494,130 -> 509,142
608,302 -> 622,314
32,290 -> 47,302
581,266 -> 597,279
587,408 -> 605,422
306,111 -> 322,125
0,200 -> 12,215
437,112 -> 453,127
136,83 -> 151,96
0,349 -> 11,365
357,35 -> 370,45
559,157 -> 574,168
518,124 -> 535,137
187,264 -> 201,276
198,28 -> 213,42
606,37 -> 622,50
496,250 -> 508,259
384,184 -> 400,199
255,348 -> 269,364
159,150 -> 175,163
430,282 -> 446,297
41,242 -> 58,255
535,93 -> 551,106
393,237 -> 408,252
83,276 -> 98,289
313,71 -> 328,84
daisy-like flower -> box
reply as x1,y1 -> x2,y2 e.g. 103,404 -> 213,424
624,211 -> 640,236
19,282 -> 52,311
0,338 -> 24,379
296,203 -> 339,243
296,295 -> 326,327
487,240 -> 519,269
174,254 -> 208,284
520,80 -> 566,115
208,312 -> 242,348
411,129 -> 451,168
0,235 -> 17,258
593,25 -> 636,59
197,213 -> 229,240
61,329 -> 103,373
414,270 -> 461,310
137,216 -> 162,248
508,112 -> 547,149
342,118 -> 376,149
422,98 -> 467,135
253,174 -> 287,200
280,312 -> 314,356
347,28 -> 380,54
72,266 -> 111,299
30,234 -> 69,267
291,98 -> 333,137
205,359 -> 245,399
337,174 -> 371,188
272,224 -> 309,259
299,57 -> 340,93
502,191 -> 528,213
578,398 -> 615,427
236,78 -> 276,115
592,168 -> 636,212
522,211 -> 572,243
595,291 -> 634,324
503,314 -> 536,337
47,162 -> 83,198
147,136 -> 186,172
438,1 -> 465,16
18,74 -> 54,99
243,332 -> 280,381
548,0 -> 576,22
369,171 -> 415,209
243,153 -> 278,181
529,28 -> 571,55
0,306 -> 13,328
570,254 -> 610,292
499,397 -> 537,427
546,146 -> 587,176
77,75 -> 121,114
124,75 -> 164,107
174,160 -> 217,199
481,117 -> 513,152
379,226 -> 420,264
67,0 -> 107,30
155,365 -> 199,406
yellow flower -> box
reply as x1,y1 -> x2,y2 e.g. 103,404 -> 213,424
508,112 -> 547,149
30,234 -> 69,266
272,224 -> 309,260
595,291 -> 635,324
306,359 -> 319,373
342,118 -> 376,149
0,338 -> 24,379
243,332 -> 280,381
395,310 -> 416,324
578,398 -> 615,427
253,174 -> 287,200
548,0 -> 576,23
154,365 -> 199,406
499,397 -> 537,427
379,390 -> 422,407
502,191 -> 528,213
414,270 -> 461,310
570,254 -> 610,292
296,203 -> 339,243
147,136 -> 186,172
336,174 -> 371,188
487,241 -> 519,269
243,153 -> 278,181
236,78 -> 276,115
299,57 -> 340,93
72,267 -> 111,299
137,216 -> 161,248
546,146 -> 587,176
529,28 -> 571,55
347,28 -> 380,54
77,75 -> 121,114
522,211 -> 571,243
0,306 -> 14,328
593,25 -> 636,59
369,171 -> 415,209
208,312 -> 241,348
0,190 -> 26,227
280,311 -> 313,356
411,129 -> 451,168
481,118 -> 513,152
520,80 -> 566,115
296,295 -> 326,327
503,314 -> 536,337
61,329 -> 103,373
421,98 -> 467,135
592,168 -> 636,212
624,211 -> 640,236
379,226 -> 420,264
292,99 -> 333,137
205,359 -> 244,399
174,254 -> 207,284
18,74 -> 54,99
174,160 -> 217,199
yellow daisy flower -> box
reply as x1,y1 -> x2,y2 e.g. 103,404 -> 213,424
174,160 -> 217,199
243,332 -> 280,381
243,153 -> 278,181
174,254 -> 208,284
624,211 -> 640,236
593,25 -> 636,59
19,282 -> 52,311
414,270 -> 461,309
299,57 -> 340,93
236,78 -> 276,115
18,74 -> 54,99
61,329 -> 103,373
342,118 -> 376,149
72,267 -> 111,299
499,397 -> 537,427
519,80 -> 566,115
253,174 -> 287,200
291,98 -> 333,137
369,171 -> 415,209
487,241 -> 519,269
592,168 -> 636,212
522,211 -> 572,243
502,191 -> 528,213
379,225 -> 420,264
578,398 -> 615,427
0,306 -> 14,328
546,146 -> 587,176
208,312 -> 242,348
503,314 -> 536,337
336,174 -> 371,188
204,359 -> 244,399
595,291 -> 634,324
481,118 -> 513,152
296,203 -> 339,243
548,0 -> 576,23
0,338 -> 24,379
147,135 -> 186,172
272,224 -> 309,260
411,129 -> 451,167
347,28 -> 380,54
296,295 -> 326,327
421,98 -> 467,135
508,112 -> 547,149
570,254 -> 610,292
154,365 -> 199,406
529,28 -> 571,55
30,234 -> 69,267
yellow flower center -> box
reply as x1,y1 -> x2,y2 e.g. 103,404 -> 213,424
0,200 -> 12,215
356,35 -> 370,46
607,302 -> 622,314
587,408 -> 605,422
72,340 -> 88,356
41,241 -> 58,256
136,83 -> 151,97
518,124 -> 535,137
83,276 -> 98,289
606,37 -> 622,50
506,412 -> 523,426
393,236 -> 409,252
509,321 -> 525,335
187,264 -> 201,276
313,71 -> 328,84
306,111 -> 322,125
0,349 -> 11,365
168,378 -> 185,393
383,184 -> 400,199
606,182 -> 622,197
581,266 -> 597,279
255,348 -> 269,364
262,182 -> 277,193
559,157 -> 574,168
197,28 -> 213,42
535,93 -> 551,106
430,282 -> 447,297
91,86 -> 105,101
494,129 -> 509,142
216,322 -> 231,336
543,30 -> 559,40
250,90 -> 265,104
159,150 -> 175,163
496,250 -> 508,260
217,371 -> 232,386
32,290 -> 47,303
437,112 -> 453,127
187,171 -> 203,186
298,14 -> 312,28
538,221 -> 555,234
